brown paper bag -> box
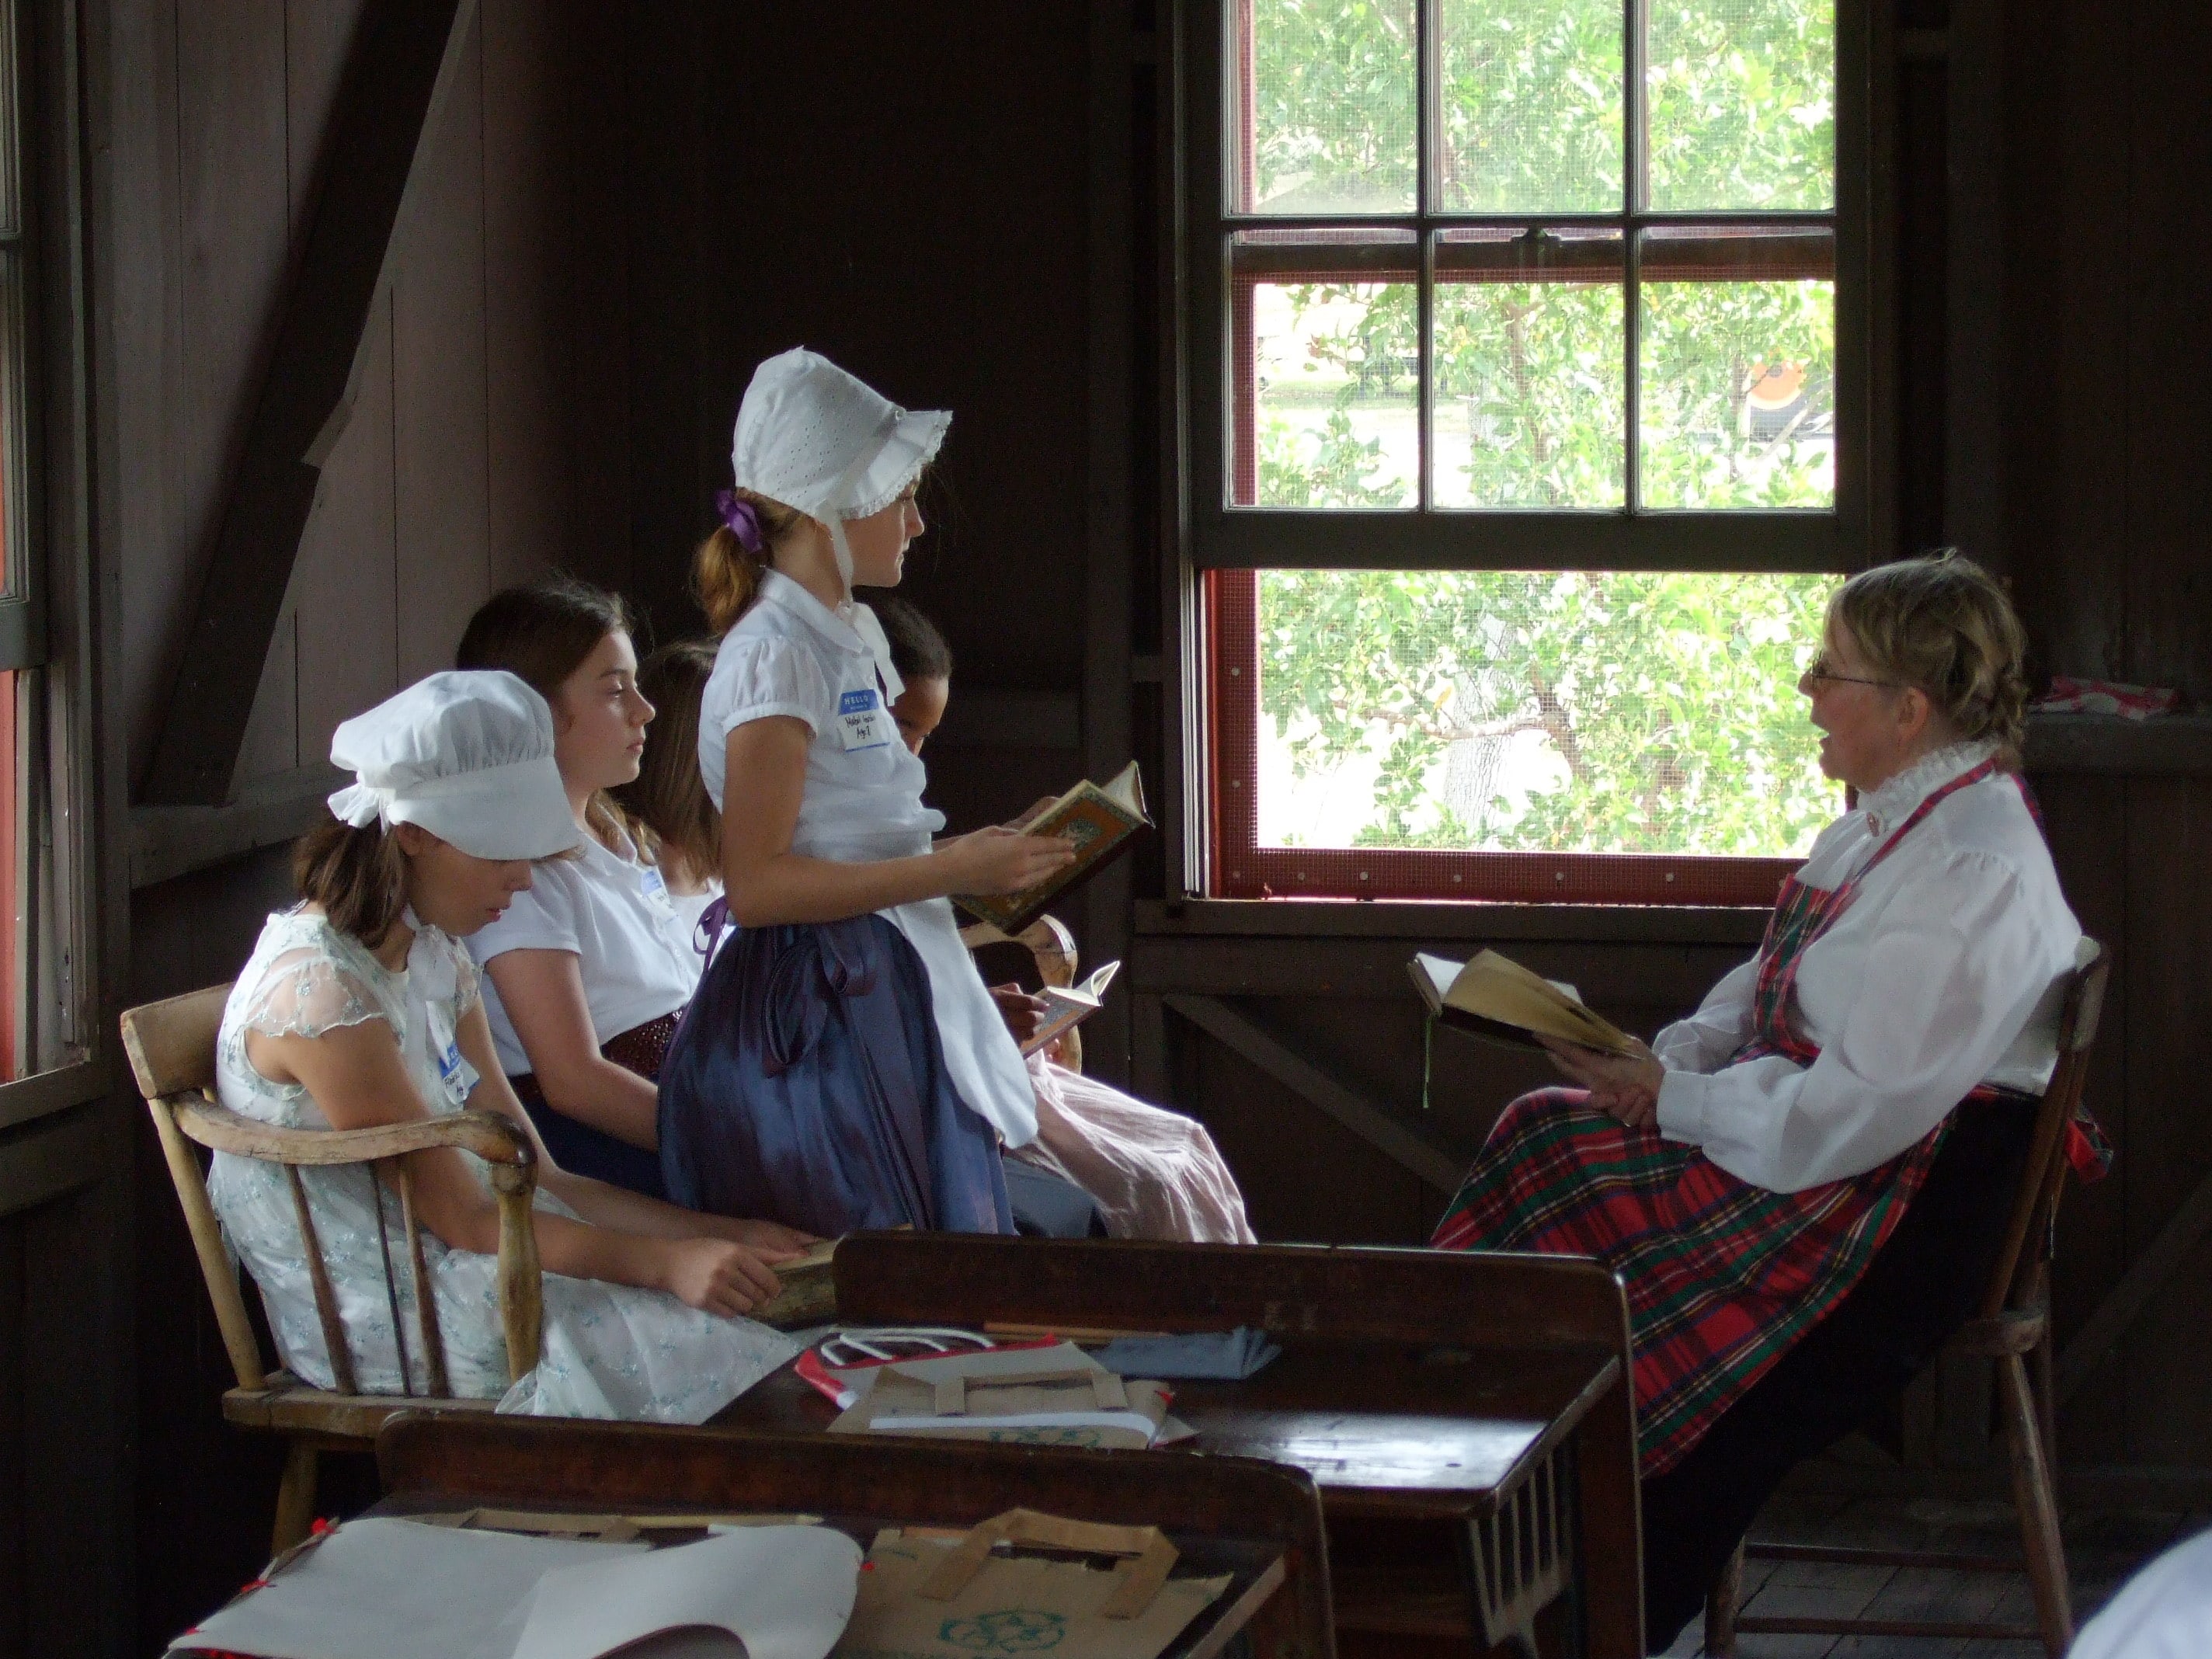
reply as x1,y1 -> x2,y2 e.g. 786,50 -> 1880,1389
836,1527 -> 1228,1659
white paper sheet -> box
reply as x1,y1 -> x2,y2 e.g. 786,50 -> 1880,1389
512,1527 -> 861,1659
166,1518 -> 644,1659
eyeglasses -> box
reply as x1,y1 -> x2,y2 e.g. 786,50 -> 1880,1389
1800,656 -> 1899,690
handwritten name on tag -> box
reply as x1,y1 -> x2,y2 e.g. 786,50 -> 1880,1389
836,687 -> 894,753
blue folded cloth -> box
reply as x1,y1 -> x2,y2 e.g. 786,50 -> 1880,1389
1090,1327 -> 1281,1380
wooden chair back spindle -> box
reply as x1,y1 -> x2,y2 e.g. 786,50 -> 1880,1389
120,981 -> 551,1554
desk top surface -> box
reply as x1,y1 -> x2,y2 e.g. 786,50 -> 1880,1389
717,1338 -> 1619,1522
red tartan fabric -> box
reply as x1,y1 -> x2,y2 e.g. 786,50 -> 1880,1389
1430,1085 -> 1967,1476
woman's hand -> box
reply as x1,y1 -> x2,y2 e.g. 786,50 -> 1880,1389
939,826 -> 1077,895
1005,796 -> 1060,832
1539,1034 -> 1666,1129
655,1236 -> 784,1316
989,982 -> 1049,1042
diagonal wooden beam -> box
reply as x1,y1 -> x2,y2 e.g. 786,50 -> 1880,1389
1162,992 -> 1466,1194
2057,1160 -> 2212,1403
141,0 -> 477,805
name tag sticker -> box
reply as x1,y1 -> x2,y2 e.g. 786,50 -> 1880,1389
836,686 -> 894,753
436,1037 -> 478,1106
639,864 -> 670,904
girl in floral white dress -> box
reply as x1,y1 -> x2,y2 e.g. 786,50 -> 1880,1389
207,670 -> 807,1421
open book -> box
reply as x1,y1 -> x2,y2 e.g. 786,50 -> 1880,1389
954,762 -> 1151,934
1408,949 -> 1638,1056
1021,961 -> 1120,1059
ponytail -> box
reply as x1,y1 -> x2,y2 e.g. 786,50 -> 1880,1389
693,487 -> 805,634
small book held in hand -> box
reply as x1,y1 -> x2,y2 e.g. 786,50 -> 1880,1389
1408,948 -> 1638,1056
954,761 -> 1152,934
1021,961 -> 1121,1059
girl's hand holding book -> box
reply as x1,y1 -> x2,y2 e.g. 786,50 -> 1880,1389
939,825 -> 1076,895
712,1216 -> 823,1262
656,1236 -> 785,1317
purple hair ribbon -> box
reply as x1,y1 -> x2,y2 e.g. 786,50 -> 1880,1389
714,489 -> 765,554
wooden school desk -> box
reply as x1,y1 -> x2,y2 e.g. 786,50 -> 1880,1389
373,1412 -> 1331,1659
717,1235 -> 1642,1659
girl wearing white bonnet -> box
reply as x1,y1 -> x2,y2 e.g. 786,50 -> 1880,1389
656,347 -> 1075,1236
207,670 -> 801,1421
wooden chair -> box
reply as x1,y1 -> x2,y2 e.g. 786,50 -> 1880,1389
377,1413 -> 1337,1659
120,983 -> 547,1554
962,913 -> 1086,1071
1706,939 -> 2111,1659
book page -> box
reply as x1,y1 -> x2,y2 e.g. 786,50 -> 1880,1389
1446,951 -> 1633,1052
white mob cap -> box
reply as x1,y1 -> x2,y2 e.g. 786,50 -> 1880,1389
325,671 -> 583,862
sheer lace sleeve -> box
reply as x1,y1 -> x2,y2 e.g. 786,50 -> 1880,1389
233,944 -> 394,1042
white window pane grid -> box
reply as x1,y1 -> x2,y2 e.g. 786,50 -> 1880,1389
1226,0 -> 1838,515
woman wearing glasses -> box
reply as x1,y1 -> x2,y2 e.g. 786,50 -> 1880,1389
1430,552 -> 2106,1650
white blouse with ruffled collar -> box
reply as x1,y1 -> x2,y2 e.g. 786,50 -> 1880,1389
1652,739 -> 2084,1193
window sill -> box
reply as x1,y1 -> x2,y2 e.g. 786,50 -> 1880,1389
1135,897 -> 1769,945
2022,713 -> 2212,775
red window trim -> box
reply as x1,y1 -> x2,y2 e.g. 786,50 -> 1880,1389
1204,569 -> 1803,906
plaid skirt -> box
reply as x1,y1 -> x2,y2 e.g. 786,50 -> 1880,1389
1429,1084 -> 1997,1476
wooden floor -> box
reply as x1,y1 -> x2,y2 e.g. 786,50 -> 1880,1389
1656,1487 -> 2207,1657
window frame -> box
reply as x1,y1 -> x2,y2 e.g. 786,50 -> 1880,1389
1178,0 -> 1885,904
0,0 -> 103,1127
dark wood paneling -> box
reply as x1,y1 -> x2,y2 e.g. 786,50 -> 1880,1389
2002,0 -> 2128,679
2119,778 -> 2212,1463
294,288 -> 401,760
2033,773 -> 2130,1465
0,1214 -> 23,1659
391,7 -> 489,681
1180,1010 -> 1441,1246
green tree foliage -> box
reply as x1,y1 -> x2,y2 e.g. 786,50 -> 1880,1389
1245,0 -> 1839,854
1258,569 -> 1841,853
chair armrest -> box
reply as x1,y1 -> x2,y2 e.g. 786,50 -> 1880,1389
169,1094 -> 536,1171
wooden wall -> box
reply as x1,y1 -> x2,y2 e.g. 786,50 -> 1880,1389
95,0 -> 627,1644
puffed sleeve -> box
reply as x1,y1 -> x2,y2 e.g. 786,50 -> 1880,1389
703,636 -> 835,739
1654,850 -> 2057,1192
1651,954 -> 1760,1076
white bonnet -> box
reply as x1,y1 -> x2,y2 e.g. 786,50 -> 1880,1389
325,671 -> 582,861
731,346 -> 950,528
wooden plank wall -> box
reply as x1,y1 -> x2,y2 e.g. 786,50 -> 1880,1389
2001,0 -> 2212,1478
96,0 -> 628,1643
114,0 -> 626,799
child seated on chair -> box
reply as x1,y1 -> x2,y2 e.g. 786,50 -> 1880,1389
209,670 -> 809,1421
868,593 -> 1256,1245
454,576 -> 707,1201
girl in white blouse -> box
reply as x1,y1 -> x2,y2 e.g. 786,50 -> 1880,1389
654,349 -> 1074,1236
1432,553 -> 2101,1648
210,672 -> 801,1421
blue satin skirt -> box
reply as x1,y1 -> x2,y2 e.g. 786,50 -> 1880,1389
656,914 -> 1014,1236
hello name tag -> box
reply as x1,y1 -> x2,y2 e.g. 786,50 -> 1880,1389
836,686 -> 895,753
426,1009 -> 479,1106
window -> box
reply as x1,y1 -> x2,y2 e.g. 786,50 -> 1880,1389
1187,0 -> 1871,904
0,0 -> 95,1109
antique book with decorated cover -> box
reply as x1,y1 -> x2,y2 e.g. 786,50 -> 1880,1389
1407,949 -> 1637,1056
1019,961 -> 1121,1059
954,762 -> 1151,934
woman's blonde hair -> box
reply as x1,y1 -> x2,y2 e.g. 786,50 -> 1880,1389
614,639 -> 722,885
694,489 -> 809,633
1829,551 -> 2030,767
